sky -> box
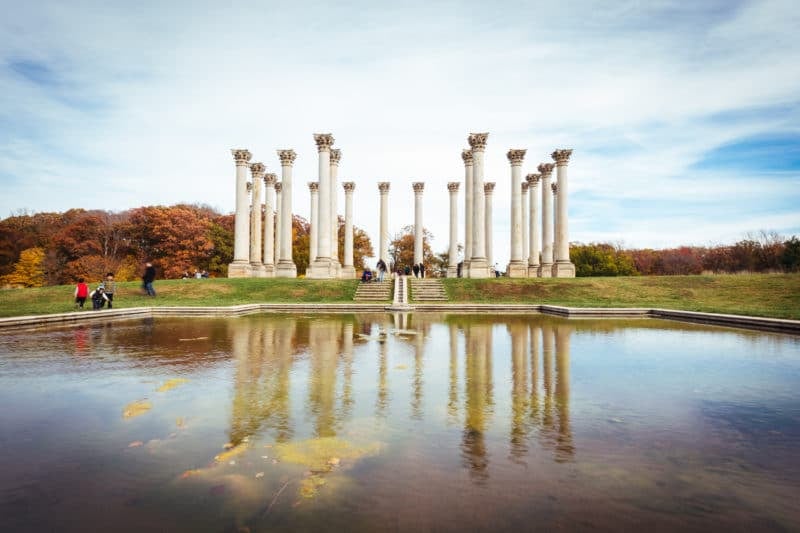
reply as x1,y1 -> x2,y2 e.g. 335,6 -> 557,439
1,0 -> 799,267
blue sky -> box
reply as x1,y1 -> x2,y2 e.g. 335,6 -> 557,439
1,0 -> 799,266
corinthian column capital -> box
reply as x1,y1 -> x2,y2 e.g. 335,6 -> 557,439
484,182 -> 495,194
343,181 -> 355,193
249,162 -> 266,179
537,163 -> 555,178
378,182 -> 390,194
468,132 -> 489,152
231,149 -> 252,166
330,149 -> 342,165
461,149 -> 473,165
551,148 -> 573,166
522,182 -> 529,193
246,181 -> 253,193
313,133 -> 335,152
506,149 -> 527,166
274,182 -> 282,193
526,173 -> 541,185
308,182 -> 319,192
277,150 -> 296,166
413,182 -> 425,194
447,182 -> 460,193
263,173 -> 277,186
551,182 -> 558,195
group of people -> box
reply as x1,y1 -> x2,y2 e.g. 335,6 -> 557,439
73,262 -> 157,311
74,272 -> 118,310
361,260 -> 429,282
181,270 -> 209,279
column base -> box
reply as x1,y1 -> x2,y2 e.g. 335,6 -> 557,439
275,260 -> 297,278
332,261 -> 342,278
506,261 -> 528,278
467,258 -> 490,278
446,266 -> 458,278
251,263 -> 267,278
538,262 -> 553,278
528,264 -> 540,278
340,265 -> 356,279
262,264 -> 276,277
227,261 -> 252,278
552,261 -> 576,278
306,258 -> 336,279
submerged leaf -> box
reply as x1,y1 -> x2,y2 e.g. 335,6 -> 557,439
122,400 -> 152,419
127,440 -> 144,448
156,378 -> 189,393
215,443 -> 248,463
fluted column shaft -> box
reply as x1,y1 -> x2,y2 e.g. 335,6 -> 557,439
539,163 -> 555,277
522,182 -> 529,265
378,183 -> 390,264
231,149 -> 252,264
413,182 -> 424,265
274,183 -> 282,266
330,149 -> 341,267
526,174 -> 541,275
309,182 -> 319,263
462,150 -> 473,268
343,182 -> 355,277
507,149 -> 527,276
317,149 -> 331,260
249,163 -> 265,272
484,182 -> 495,269
263,174 -> 276,271
553,150 -> 572,264
447,182 -> 459,276
552,182 -> 558,258
276,150 -> 297,277
468,133 -> 489,277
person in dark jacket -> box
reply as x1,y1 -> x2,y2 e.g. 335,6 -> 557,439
412,264 -> 419,278
142,262 -> 157,296
90,286 -> 109,310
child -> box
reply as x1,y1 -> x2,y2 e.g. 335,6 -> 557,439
90,285 -> 109,310
74,278 -> 89,309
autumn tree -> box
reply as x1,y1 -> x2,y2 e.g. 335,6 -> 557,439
388,225 -> 434,272
2,247 -> 46,287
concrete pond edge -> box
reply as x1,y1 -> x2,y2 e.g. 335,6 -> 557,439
0,303 -> 798,335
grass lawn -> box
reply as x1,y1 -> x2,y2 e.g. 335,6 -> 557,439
442,274 -> 800,319
0,274 -> 798,320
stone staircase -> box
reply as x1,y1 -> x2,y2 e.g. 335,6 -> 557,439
409,278 -> 448,302
353,280 -> 393,302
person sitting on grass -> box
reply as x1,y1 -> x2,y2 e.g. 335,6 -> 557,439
90,285 -> 109,310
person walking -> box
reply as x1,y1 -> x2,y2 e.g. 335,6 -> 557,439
103,272 -> 117,308
142,262 -> 157,296
74,278 -> 89,309
376,259 -> 387,282
412,264 -> 419,278
419,263 -> 425,278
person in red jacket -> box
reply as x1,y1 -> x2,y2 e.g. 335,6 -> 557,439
74,278 -> 89,309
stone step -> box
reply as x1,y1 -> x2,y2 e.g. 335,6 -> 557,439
408,279 -> 448,302
354,281 -> 393,302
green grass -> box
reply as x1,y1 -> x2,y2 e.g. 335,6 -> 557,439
443,274 -> 800,319
0,278 -> 359,318
1,274 -> 798,320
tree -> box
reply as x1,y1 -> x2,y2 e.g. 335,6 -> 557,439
388,225 -> 434,271
782,236 -> 800,272
2,247 -> 45,287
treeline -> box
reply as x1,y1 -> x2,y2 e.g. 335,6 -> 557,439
571,233 -> 800,276
0,205 -> 374,287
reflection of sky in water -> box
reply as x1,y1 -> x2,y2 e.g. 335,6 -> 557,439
0,315 -> 798,532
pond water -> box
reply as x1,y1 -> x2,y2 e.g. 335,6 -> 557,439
1,313 -> 799,532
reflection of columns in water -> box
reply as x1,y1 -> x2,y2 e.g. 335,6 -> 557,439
229,318 -> 294,444
376,335 -> 389,417
541,323 -> 555,434
339,322 -> 355,418
308,320 -> 340,438
448,323 -> 459,423
411,322 -> 425,419
554,324 -> 574,461
509,322 -> 529,461
529,324 -> 541,424
461,323 -> 493,482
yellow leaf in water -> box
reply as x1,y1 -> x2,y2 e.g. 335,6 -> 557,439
176,417 -> 186,428
156,378 -> 189,393
122,400 -> 152,419
214,443 -> 248,463
180,469 -> 202,479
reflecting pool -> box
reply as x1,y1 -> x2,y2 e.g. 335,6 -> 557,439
1,313 -> 799,532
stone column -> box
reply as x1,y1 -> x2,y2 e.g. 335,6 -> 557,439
484,182 -> 495,272
276,150 -> 297,277
552,182 -> 558,263
249,162 -> 266,277
342,182 -> 356,278
522,181 -> 529,269
263,173 -> 276,276
462,149 -> 473,275
413,182 -> 424,265
330,149 -> 341,276
507,148 -> 527,277
229,148 -> 252,278
274,182 -> 282,271
468,133 -> 489,277
538,163 -> 555,277
526,174 -> 541,277
378,182 -> 390,265
552,149 -> 576,278
309,182 -> 319,264
447,182 -> 459,277
308,133 -> 335,278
